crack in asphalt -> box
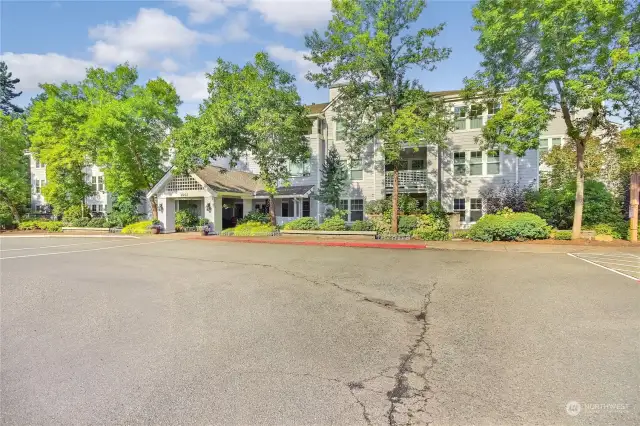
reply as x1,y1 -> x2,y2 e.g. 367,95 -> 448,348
132,252 -> 437,425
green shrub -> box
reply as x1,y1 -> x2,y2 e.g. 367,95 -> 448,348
398,215 -> 419,233
283,217 -> 319,230
350,220 -> 375,231
18,220 -> 62,232
108,195 -> 141,227
198,217 -> 210,226
175,210 -> 199,228
221,221 -> 276,236
411,213 -> 450,241
412,228 -> 449,241
87,217 -> 108,228
63,205 -> 91,222
319,215 -> 346,231
365,199 -> 391,215
398,194 -> 419,214
121,220 -> 154,234
551,230 -> 573,240
239,210 -> 270,224
588,223 -> 623,239
468,212 -> 551,242
70,217 -> 91,227
452,229 -> 469,239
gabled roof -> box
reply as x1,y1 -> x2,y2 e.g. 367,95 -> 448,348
194,166 -> 263,193
255,185 -> 314,197
306,102 -> 330,115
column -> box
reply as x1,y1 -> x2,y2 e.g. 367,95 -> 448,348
293,198 -> 298,217
213,196 -> 223,233
159,197 -> 175,233
203,196 -> 215,225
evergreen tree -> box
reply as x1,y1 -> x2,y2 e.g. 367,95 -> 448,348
0,61 -> 24,115
316,145 -> 348,211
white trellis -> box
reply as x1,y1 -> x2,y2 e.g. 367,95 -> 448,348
165,175 -> 204,192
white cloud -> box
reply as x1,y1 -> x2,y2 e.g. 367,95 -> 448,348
266,45 -> 318,79
160,58 -> 180,73
89,8 -> 219,67
0,53 -> 93,91
162,71 -> 209,103
222,12 -> 251,41
249,0 -> 331,34
178,0 -> 247,24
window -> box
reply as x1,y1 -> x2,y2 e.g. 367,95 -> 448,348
98,204 -> 103,212
97,176 -> 104,191
487,150 -> 500,175
454,106 -> 467,130
487,102 -> 501,117
538,138 -> 549,159
35,179 -> 42,194
469,105 -> 483,129
350,158 -> 363,180
453,152 -> 466,176
469,151 -> 483,176
551,137 -> 562,149
470,198 -> 482,222
350,199 -> 364,221
281,200 -> 291,217
335,120 -> 345,140
339,199 -> 349,211
289,161 -> 310,177
411,159 -> 425,170
91,204 -> 97,213
91,176 -> 97,192
454,198 -> 466,222
35,159 -> 41,168
302,200 -> 310,217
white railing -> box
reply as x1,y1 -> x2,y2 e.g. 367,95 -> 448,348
385,170 -> 428,191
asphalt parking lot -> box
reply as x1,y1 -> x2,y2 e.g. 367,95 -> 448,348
1,236 -> 639,425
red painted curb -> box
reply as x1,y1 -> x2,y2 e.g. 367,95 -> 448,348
187,236 -> 427,250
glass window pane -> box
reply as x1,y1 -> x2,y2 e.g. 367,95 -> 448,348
469,117 -> 483,129
454,198 -> 465,210
552,138 -> 562,148
339,199 -> 348,211
351,199 -> 363,211
455,118 -> 466,130
454,106 -> 467,118
351,169 -> 363,180
470,198 -> 482,210
336,121 -> 345,140
487,163 -> 500,175
351,211 -> 364,221
469,151 -> 482,163
454,165 -> 466,176
470,164 -> 483,175
454,152 -> 466,164
411,159 -> 424,170
470,210 -> 483,222
302,200 -> 310,217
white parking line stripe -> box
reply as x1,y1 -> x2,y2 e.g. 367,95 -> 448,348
575,259 -> 640,268
609,268 -> 640,276
0,240 -> 173,260
0,240 -> 124,252
567,253 -> 639,282
574,252 -> 640,259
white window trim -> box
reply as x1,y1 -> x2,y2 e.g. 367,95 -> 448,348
452,102 -> 502,133
350,158 -> 363,181
338,198 -> 364,222
452,151 -> 502,177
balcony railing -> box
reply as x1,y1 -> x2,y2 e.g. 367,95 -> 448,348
385,170 -> 429,192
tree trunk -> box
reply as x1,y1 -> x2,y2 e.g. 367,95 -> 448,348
8,202 -> 20,222
150,196 -> 158,220
269,195 -> 276,226
392,165 -> 399,233
571,140 -> 586,240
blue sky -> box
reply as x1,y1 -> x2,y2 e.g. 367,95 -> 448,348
1,0 -> 482,116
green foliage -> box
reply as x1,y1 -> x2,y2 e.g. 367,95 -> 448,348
87,217 -> 108,228
0,114 -> 29,221
468,212 -> 551,242
316,145 -> 348,209
70,217 -> 91,227
171,52 -> 311,225
551,230 -> 573,240
319,215 -> 346,231
398,195 -> 419,215
18,220 -> 62,232
305,0 -> 452,231
398,215 -> 419,233
480,182 -> 531,213
365,199 -> 392,215
527,180 -> 624,229
350,220 -> 375,231
0,61 -> 23,115
121,220 -> 154,234
63,204 -> 91,222
220,221 -> 276,236
108,195 -> 141,227
27,64 -> 180,217
283,217 -> 319,230
452,229 -> 469,239
541,138 -> 608,186
411,213 -> 450,241
198,217 -> 210,226
587,223 -> 624,240
175,209 -> 199,228
239,210 -> 270,224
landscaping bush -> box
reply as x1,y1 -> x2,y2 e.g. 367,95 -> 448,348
365,198 -> 391,215
319,215 -> 346,231
350,220 -> 375,231
398,215 -> 419,233
17,220 -> 63,232
551,230 -> 573,240
87,217 -> 108,228
121,220 -> 154,234
109,195 -> 142,227
175,209 -> 199,228
63,205 -> 91,222
398,194 -> 419,214
198,217 -> 210,226
588,223 -> 623,239
467,211 -> 551,242
220,221 -> 276,236
283,217 -> 319,230
70,217 -> 91,227
480,182 -> 532,213
452,229 -> 469,239
239,210 -> 270,224
411,213 -> 450,241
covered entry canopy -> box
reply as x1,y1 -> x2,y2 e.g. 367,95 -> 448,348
147,166 -> 315,233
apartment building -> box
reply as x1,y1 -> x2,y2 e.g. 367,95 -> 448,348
148,86 -> 570,233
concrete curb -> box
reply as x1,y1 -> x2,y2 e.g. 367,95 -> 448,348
0,234 -> 139,239
188,236 -> 427,250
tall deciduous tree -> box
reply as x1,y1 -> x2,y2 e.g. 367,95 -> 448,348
0,61 -> 23,115
0,115 -> 29,220
171,52 -> 311,225
316,145 -> 348,211
28,64 -> 180,218
468,0 -> 640,239
305,0 -> 451,232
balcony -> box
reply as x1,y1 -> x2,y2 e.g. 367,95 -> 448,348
385,170 -> 429,193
